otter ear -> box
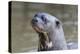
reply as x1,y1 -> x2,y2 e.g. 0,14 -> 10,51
55,21 -> 60,27
56,21 -> 60,25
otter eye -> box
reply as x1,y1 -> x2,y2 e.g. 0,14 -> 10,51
41,15 -> 48,24
41,15 -> 45,21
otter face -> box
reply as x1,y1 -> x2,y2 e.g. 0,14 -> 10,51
31,12 -> 61,33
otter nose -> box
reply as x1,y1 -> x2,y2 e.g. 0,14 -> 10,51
32,19 -> 38,22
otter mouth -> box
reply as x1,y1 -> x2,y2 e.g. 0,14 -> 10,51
32,25 -> 43,33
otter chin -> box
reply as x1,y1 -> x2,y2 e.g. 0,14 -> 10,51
31,12 -> 68,51
32,25 -> 43,33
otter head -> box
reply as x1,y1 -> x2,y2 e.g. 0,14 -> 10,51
31,12 -> 62,33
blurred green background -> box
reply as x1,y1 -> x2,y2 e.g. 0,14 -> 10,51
11,1 -> 78,53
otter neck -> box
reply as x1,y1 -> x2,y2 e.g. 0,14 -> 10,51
48,26 -> 68,50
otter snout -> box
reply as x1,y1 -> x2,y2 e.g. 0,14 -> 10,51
31,19 -> 38,25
